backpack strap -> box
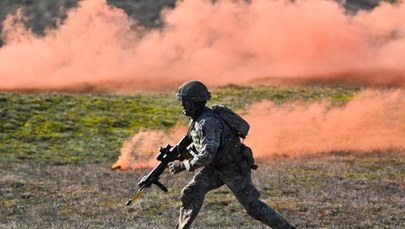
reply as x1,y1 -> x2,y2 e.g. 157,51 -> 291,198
186,119 -> 195,138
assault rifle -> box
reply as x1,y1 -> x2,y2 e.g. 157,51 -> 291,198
126,135 -> 192,206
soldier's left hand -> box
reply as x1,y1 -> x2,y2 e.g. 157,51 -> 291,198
168,160 -> 186,174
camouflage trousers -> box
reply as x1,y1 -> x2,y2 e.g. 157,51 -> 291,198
175,164 -> 294,229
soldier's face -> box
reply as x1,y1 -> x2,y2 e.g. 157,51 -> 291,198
181,99 -> 194,117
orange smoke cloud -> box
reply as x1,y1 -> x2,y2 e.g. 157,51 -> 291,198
113,126 -> 187,170
244,89 -> 405,158
1,0 -> 405,91
114,90 -> 405,169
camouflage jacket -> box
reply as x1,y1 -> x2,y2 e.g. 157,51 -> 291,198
183,107 -> 242,172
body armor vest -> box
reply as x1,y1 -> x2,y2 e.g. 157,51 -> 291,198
189,107 -> 242,168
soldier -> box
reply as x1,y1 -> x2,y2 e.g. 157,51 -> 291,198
168,80 -> 296,229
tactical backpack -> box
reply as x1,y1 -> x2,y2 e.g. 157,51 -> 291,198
211,105 -> 250,139
211,105 -> 258,171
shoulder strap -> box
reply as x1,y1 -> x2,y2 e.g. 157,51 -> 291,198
186,119 -> 195,138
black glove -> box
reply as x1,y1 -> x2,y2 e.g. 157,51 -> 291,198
168,160 -> 186,174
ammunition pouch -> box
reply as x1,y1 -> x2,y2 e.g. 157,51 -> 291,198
212,142 -> 258,175
240,144 -> 258,172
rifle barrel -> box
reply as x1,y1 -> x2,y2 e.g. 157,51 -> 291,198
126,186 -> 144,206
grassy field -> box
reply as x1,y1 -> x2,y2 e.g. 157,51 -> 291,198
0,85 -> 357,165
1,85 -> 404,228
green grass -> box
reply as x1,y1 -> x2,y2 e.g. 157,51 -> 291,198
0,92 -> 182,164
213,84 -> 358,108
0,85 -> 358,165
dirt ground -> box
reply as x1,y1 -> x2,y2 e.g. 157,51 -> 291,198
1,150 -> 404,228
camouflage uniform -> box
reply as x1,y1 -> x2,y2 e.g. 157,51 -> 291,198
177,107 -> 294,229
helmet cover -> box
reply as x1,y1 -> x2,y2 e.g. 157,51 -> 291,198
175,80 -> 211,102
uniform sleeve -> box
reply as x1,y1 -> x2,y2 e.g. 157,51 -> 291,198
184,116 -> 222,171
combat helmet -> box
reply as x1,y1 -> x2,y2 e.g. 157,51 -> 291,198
176,80 -> 211,102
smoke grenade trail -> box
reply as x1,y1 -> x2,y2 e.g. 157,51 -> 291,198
113,126 -> 187,170
114,90 -> 405,170
1,0 -> 405,91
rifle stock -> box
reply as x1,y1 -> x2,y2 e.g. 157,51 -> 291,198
126,135 -> 192,206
